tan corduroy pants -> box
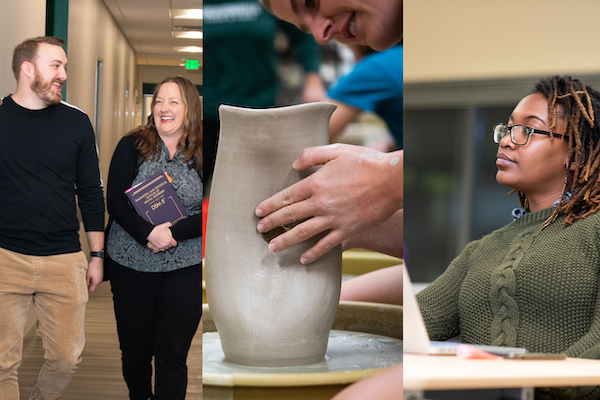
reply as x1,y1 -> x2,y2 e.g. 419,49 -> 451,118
0,247 -> 88,400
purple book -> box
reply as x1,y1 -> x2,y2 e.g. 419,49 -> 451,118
125,170 -> 188,225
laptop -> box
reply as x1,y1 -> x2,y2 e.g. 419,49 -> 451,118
403,264 -> 527,356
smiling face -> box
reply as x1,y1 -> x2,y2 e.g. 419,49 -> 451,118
153,82 -> 186,141
30,43 -> 67,106
263,0 -> 402,51
496,93 -> 571,201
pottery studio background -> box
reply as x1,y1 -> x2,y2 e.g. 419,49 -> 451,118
403,0 -> 600,284
201,2 -> 397,194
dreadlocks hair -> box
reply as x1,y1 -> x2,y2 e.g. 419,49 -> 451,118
521,76 -> 600,227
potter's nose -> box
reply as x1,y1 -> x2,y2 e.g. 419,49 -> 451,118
308,16 -> 335,45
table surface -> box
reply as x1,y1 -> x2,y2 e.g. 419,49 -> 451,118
404,354 -> 600,391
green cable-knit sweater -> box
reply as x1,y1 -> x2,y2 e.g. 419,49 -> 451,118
416,207 -> 600,399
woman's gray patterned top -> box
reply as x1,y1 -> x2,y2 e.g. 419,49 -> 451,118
107,140 -> 202,272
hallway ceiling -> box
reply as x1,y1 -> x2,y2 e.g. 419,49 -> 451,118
102,0 -> 202,67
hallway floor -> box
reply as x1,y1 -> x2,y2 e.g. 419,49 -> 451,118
18,282 -> 202,399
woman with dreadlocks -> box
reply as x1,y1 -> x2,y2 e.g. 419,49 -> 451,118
416,75 -> 600,399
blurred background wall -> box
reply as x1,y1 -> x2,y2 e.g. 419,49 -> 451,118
67,0 -> 137,183
0,1 -> 47,96
404,0 -> 600,282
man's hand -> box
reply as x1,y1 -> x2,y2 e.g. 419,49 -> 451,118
255,144 -> 403,264
85,231 -> 104,292
87,256 -> 103,292
342,209 -> 403,259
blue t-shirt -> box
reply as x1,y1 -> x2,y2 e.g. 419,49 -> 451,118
328,45 -> 403,148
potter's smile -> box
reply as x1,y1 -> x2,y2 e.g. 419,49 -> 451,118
348,13 -> 355,37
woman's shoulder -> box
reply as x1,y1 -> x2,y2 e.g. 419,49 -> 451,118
110,134 -> 142,166
580,209 -> 600,223
567,209 -> 600,237
115,133 -> 140,150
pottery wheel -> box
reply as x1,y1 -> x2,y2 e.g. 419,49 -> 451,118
203,330 -> 402,375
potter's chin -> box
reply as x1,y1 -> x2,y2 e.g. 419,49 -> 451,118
369,29 -> 403,51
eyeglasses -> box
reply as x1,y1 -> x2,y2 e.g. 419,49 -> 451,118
493,123 -> 567,145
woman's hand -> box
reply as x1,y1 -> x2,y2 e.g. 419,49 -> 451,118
147,222 -> 177,253
255,144 -> 403,264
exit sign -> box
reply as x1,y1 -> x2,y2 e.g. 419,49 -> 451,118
185,60 -> 200,70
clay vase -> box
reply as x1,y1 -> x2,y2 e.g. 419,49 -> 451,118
205,103 -> 342,367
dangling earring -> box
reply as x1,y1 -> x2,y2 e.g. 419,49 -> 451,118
523,195 -> 530,213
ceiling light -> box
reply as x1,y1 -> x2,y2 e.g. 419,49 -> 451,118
175,46 -> 203,53
173,31 -> 203,39
172,9 -> 203,20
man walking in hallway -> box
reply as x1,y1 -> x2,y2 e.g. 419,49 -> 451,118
0,36 -> 105,399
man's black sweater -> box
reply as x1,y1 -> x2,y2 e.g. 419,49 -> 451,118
0,96 -> 105,256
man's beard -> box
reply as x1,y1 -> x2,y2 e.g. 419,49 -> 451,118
30,67 -> 63,106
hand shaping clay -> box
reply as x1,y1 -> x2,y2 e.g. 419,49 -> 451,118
205,103 -> 342,367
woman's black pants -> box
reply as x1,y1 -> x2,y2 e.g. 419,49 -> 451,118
110,262 -> 201,400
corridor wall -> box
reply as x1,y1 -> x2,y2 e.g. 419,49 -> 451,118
0,1 -> 46,97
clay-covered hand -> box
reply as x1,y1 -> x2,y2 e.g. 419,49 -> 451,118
255,144 -> 403,264
147,222 -> 177,253
341,209 -> 403,259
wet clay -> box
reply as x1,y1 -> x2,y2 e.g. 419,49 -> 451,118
203,330 -> 403,374
205,103 -> 342,367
